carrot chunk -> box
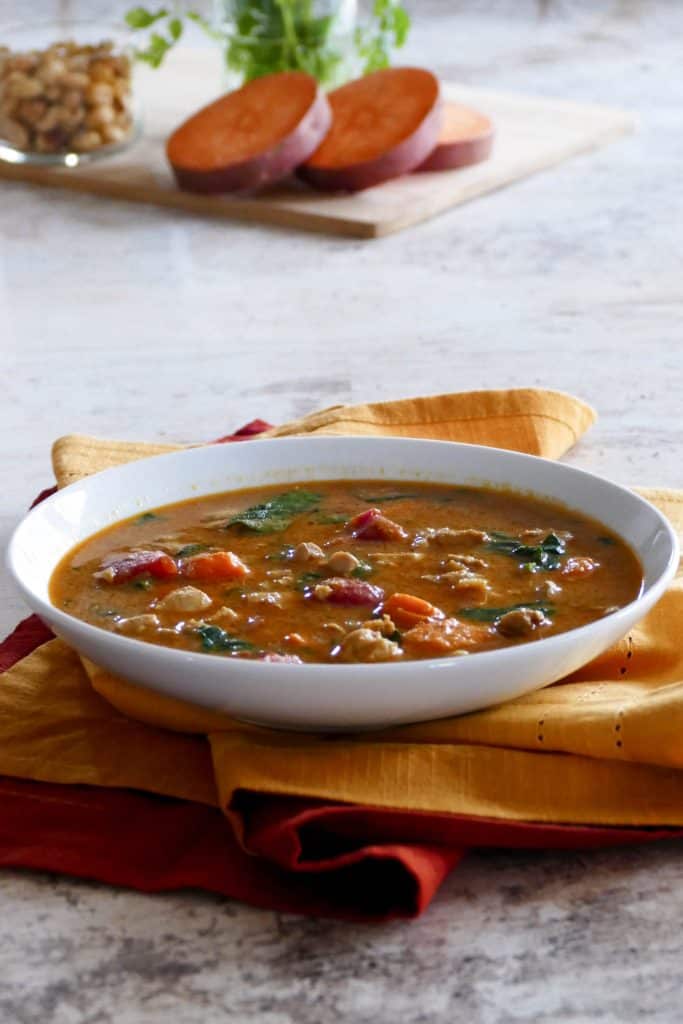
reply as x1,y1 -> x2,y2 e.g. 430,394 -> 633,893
180,551 -> 250,582
383,593 -> 444,629
299,67 -> 442,192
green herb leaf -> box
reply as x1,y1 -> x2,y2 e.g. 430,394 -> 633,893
312,512 -> 349,525
486,531 -> 566,572
125,6 -> 168,29
351,559 -> 373,579
175,543 -> 209,559
356,0 -> 411,74
168,16 -> 183,40
597,535 -> 616,546
459,601 -> 555,623
134,512 -> 162,525
132,576 -> 154,590
136,31 -> 173,67
295,571 -> 324,592
127,0 -> 410,82
356,493 -> 420,503
227,490 -> 321,534
196,625 -> 256,654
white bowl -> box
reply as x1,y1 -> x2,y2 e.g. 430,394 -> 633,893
7,437 -> 679,731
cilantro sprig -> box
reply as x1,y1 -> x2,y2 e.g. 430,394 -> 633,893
125,1 -> 410,82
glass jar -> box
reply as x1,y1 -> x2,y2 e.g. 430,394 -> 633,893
0,21 -> 140,167
213,0 -> 360,89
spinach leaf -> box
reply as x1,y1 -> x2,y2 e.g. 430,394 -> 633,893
132,576 -> 154,591
134,512 -> 162,525
196,625 -> 256,654
226,490 -> 321,534
486,531 -> 566,572
312,512 -> 349,525
459,601 -> 555,623
351,559 -> 373,579
295,572 -> 324,592
175,543 -> 209,559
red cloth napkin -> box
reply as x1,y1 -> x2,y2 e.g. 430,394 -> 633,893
2,421 -> 679,921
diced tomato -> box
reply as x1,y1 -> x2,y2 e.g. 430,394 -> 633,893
95,550 -> 178,584
315,577 -> 385,606
383,592 -> 444,629
180,551 -> 250,582
348,508 -> 408,542
402,617 -> 491,656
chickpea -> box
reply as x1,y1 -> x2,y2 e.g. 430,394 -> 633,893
101,123 -> 129,145
62,88 -> 83,112
15,98 -> 47,126
37,58 -> 66,84
71,129 -> 102,152
85,104 -> 115,129
0,37 -> 133,156
5,71 -> 43,100
89,61 -> 115,84
60,70 -> 90,90
35,130 -> 67,154
8,53 -> 39,74
36,105 -> 65,133
0,114 -> 28,149
86,81 -> 114,106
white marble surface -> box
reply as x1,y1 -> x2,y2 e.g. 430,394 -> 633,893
1,1 -> 683,1021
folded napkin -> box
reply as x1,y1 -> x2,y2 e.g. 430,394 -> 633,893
3,388 -> 682,920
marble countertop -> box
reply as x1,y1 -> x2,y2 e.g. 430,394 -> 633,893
2,1 -> 682,1021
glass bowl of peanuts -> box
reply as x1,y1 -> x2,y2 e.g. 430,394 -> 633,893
0,21 -> 140,165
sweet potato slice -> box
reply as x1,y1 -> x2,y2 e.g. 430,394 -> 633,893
416,101 -> 494,172
167,70 -> 332,194
298,67 -> 442,192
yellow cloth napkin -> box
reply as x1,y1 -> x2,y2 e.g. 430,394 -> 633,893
5,387 -> 683,829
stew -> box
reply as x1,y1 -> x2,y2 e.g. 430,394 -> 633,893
50,480 -> 643,664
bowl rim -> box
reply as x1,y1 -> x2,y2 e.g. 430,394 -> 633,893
6,435 -> 680,676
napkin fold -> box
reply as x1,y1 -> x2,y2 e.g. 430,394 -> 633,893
4,387 -> 683,920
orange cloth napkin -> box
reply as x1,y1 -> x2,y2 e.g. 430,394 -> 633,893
4,387 -> 683,839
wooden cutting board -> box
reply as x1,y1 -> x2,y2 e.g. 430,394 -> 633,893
0,48 -> 635,239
